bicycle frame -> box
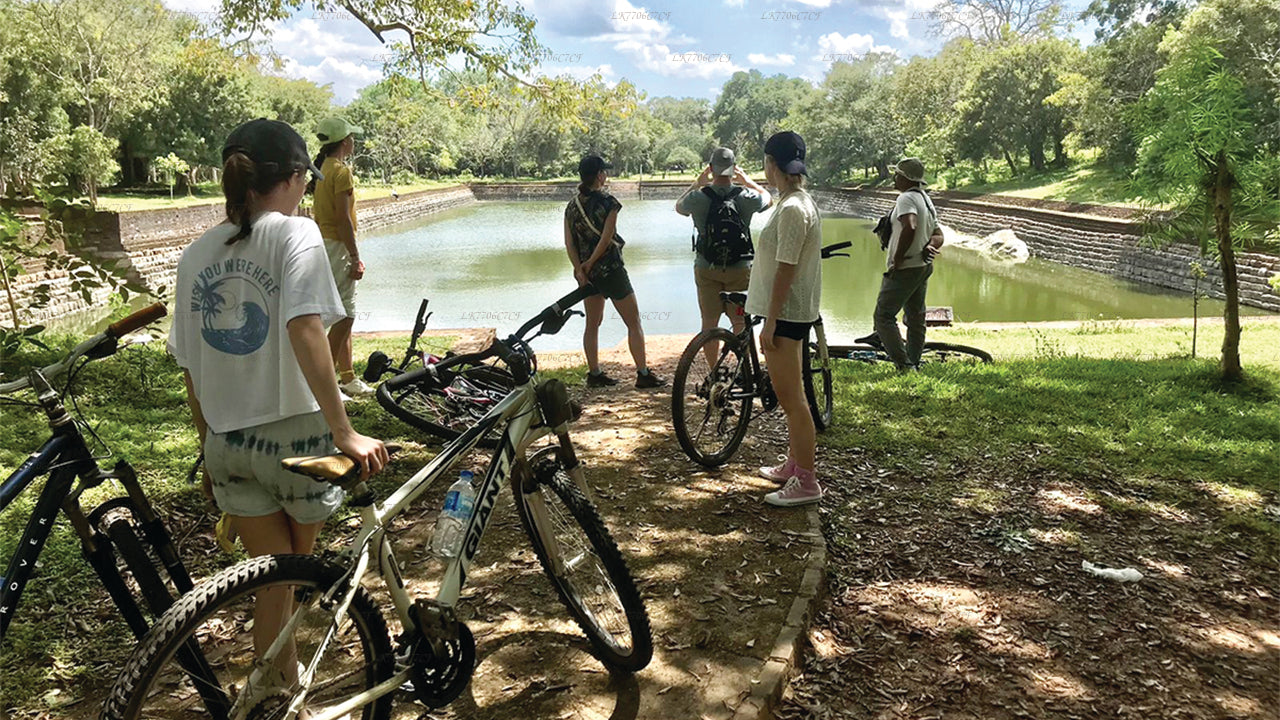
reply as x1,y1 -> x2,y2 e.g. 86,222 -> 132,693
268,373 -> 564,720
0,400 -> 195,645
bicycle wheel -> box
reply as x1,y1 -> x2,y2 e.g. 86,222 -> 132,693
921,342 -> 993,365
382,364 -> 513,445
103,554 -> 395,720
803,326 -> 834,431
671,328 -> 752,467
515,447 -> 653,672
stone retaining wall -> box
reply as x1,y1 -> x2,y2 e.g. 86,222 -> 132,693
811,188 -> 1280,313
468,180 -> 689,201
4,186 -> 478,328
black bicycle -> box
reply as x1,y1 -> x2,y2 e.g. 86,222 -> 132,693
671,241 -> 850,467
0,303 -> 226,713
827,332 -> 993,365
363,298 -> 516,444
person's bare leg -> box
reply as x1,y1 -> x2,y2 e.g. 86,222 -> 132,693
698,289 -> 724,368
762,338 -> 815,471
611,293 -> 648,371
232,512 -> 323,686
327,317 -> 355,383
583,295 -> 605,373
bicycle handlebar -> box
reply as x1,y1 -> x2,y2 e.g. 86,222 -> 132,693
107,302 -> 167,338
0,302 -> 168,395
821,241 -> 853,259
379,284 -> 601,398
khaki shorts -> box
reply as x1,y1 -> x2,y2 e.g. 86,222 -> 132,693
205,411 -> 344,524
324,239 -> 357,319
694,264 -> 751,316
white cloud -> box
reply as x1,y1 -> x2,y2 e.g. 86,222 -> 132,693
747,53 -> 797,67
270,17 -> 386,64
279,56 -> 383,104
615,40 -> 743,79
789,0 -> 833,7
815,31 -> 896,59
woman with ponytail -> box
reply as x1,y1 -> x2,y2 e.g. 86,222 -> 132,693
747,131 -> 824,507
310,116 -> 370,397
167,118 -> 388,701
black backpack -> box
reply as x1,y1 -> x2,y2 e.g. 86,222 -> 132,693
695,186 -> 753,265
874,187 -> 934,251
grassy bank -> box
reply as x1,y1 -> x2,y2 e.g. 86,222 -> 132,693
2,319 -> 1277,714
94,180 -> 462,212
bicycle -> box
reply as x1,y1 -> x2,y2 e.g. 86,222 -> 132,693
0,303 -> 226,711
671,241 -> 850,467
363,298 -> 516,445
104,284 -> 653,720
827,332 -> 993,366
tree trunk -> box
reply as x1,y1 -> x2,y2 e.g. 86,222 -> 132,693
874,159 -> 890,180
1028,141 -> 1047,172
1002,148 -> 1017,175
1213,152 -> 1242,381
1052,133 -> 1067,168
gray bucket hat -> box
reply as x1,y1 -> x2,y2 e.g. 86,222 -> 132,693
891,157 -> 928,185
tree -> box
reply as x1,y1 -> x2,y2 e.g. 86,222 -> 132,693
789,53 -> 906,183
926,0 -> 1071,43
953,38 -> 1080,172
711,71 -> 817,166
1131,0 -> 1280,381
153,153 -> 190,199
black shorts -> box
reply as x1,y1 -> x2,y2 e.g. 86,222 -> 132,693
774,319 -> 812,342
591,267 -> 634,301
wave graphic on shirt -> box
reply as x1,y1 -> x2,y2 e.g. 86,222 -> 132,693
196,276 -> 271,355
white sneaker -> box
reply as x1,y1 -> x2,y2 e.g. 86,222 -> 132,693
760,455 -> 794,482
339,390 -> 353,403
340,377 -> 374,397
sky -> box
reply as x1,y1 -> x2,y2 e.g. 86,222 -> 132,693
161,0 -> 1097,105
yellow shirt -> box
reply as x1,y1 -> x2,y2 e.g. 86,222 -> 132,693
313,156 -> 357,240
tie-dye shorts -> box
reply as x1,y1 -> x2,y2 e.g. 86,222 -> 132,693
204,410 -> 344,524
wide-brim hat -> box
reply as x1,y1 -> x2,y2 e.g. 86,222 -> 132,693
891,157 -> 928,185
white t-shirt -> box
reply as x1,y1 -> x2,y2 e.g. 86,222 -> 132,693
746,190 -> 822,323
167,212 -> 346,434
887,189 -> 938,271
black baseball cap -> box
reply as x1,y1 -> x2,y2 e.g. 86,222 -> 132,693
222,118 -> 324,180
578,154 -> 613,178
764,131 -> 807,176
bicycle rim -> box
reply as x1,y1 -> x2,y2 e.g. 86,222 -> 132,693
104,555 -> 394,720
517,449 -> 652,672
672,328 -> 751,467
921,342 -> 993,365
804,333 -> 834,431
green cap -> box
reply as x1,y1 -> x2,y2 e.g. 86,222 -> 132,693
315,117 -> 363,144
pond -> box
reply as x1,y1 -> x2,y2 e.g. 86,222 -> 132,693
356,199 -> 1263,351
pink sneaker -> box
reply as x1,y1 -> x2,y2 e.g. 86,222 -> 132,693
764,477 -> 823,507
759,456 -> 794,482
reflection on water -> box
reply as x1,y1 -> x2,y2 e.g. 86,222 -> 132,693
358,199 -> 1266,352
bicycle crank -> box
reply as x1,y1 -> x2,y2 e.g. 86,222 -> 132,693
403,599 -> 476,707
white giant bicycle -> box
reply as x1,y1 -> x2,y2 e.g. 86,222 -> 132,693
103,284 -> 652,720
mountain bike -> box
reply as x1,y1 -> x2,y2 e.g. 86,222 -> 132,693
0,303 -> 226,711
671,241 -> 850,467
103,284 -> 653,720
827,332 -> 993,365
363,298 -> 516,445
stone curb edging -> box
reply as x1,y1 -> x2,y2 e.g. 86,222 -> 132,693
731,506 -> 827,720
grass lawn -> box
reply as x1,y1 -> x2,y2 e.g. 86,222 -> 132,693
94,181 -> 464,213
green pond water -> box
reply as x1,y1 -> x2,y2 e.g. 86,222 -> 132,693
354,199 -> 1264,351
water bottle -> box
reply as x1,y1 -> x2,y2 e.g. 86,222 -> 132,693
432,470 -> 476,559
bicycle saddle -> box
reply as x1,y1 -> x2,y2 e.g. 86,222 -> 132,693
282,443 -> 402,488
719,292 -> 747,307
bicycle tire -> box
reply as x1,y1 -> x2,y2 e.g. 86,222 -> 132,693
671,328 -> 752,467
803,329 -> 834,431
515,447 -> 653,672
381,364 -> 514,446
103,554 -> 395,720
921,342 -> 993,364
